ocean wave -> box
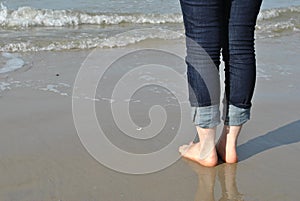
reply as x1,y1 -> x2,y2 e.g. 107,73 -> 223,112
1,3 -> 300,28
1,3 -> 300,52
256,6 -> 300,37
0,29 -> 184,52
0,3 -> 182,27
258,6 -> 300,20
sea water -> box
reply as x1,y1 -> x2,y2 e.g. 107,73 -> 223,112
0,0 -> 299,53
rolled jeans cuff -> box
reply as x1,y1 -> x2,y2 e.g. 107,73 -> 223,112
223,104 -> 250,126
191,105 -> 221,128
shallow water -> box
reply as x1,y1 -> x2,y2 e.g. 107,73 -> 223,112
3,0 -> 300,13
0,0 -> 300,75
0,0 -> 300,53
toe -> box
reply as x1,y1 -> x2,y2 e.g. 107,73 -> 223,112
179,144 -> 190,155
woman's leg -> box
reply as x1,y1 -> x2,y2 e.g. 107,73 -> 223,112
178,0 -> 222,167
217,0 -> 262,163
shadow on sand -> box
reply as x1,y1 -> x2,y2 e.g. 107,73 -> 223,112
184,120 -> 300,201
238,119 -> 300,161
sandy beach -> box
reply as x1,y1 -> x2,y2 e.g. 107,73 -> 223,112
0,32 -> 300,201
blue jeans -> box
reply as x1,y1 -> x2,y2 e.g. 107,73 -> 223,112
180,0 -> 262,128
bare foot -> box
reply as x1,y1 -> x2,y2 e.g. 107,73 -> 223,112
179,142 -> 218,167
181,125 -> 241,165
216,125 -> 242,163
179,126 -> 218,167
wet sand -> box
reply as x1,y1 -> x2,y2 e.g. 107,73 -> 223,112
0,34 -> 300,201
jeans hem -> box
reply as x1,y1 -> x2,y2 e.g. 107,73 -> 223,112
223,104 -> 251,126
191,105 -> 221,128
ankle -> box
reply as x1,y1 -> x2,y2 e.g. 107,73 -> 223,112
196,126 -> 217,141
222,125 -> 242,142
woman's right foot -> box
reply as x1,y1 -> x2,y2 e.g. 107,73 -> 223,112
216,125 -> 242,164
179,142 -> 218,167
179,126 -> 218,167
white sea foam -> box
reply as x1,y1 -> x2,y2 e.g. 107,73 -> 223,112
38,83 -> 72,96
138,75 -> 156,81
0,77 -> 74,95
0,81 -> 10,91
40,84 -> 60,93
255,6 -> 300,37
0,4 -> 299,28
258,6 -> 300,20
0,3 -> 182,28
0,3 -> 299,52
0,28 -> 184,52
257,67 -> 272,80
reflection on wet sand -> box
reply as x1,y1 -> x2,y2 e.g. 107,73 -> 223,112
185,159 -> 243,201
218,164 -> 243,201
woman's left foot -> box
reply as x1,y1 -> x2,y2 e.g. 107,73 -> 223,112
216,125 -> 242,164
